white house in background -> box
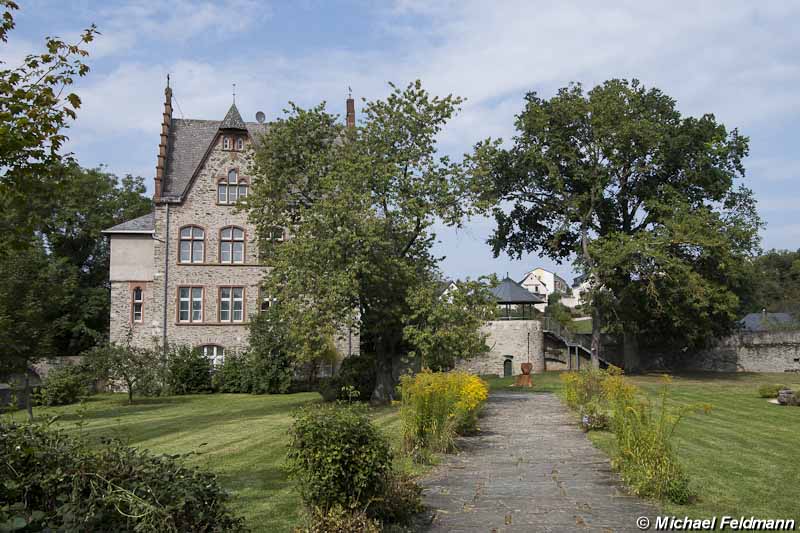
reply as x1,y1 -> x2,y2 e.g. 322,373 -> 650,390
519,268 -> 570,312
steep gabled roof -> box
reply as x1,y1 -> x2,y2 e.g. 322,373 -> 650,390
102,212 -> 155,234
492,277 -> 545,304
740,312 -> 794,332
220,103 -> 247,130
160,117 -> 268,200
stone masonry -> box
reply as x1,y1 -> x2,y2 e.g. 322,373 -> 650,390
456,320 -> 545,376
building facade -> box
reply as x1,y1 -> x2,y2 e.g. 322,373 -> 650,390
104,84 -> 358,362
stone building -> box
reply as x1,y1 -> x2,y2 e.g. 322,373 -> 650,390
103,83 -> 358,363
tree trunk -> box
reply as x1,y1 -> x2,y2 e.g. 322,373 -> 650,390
127,380 -> 134,404
24,373 -> 33,422
590,306 -> 601,370
623,327 -> 640,373
371,333 -> 399,404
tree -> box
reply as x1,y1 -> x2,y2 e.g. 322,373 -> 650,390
247,307 -> 297,394
545,292 -> 572,328
0,242 -> 77,419
35,164 -> 152,355
0,1 -> 97,246
475,79 -> 761,371
248,81 -> 477,402
86,338 -> 161,404
403,279 -> 496,371
744,249 -> 800,315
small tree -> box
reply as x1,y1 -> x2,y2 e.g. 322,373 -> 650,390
165,345 -> 213,395
86,340 -> 161,404
403,279 -> 496,371
247,306 -> 297,394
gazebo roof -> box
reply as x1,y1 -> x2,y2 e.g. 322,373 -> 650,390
491,277 -> 545,304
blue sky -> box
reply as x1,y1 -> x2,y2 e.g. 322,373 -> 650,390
7,1 -> 799,284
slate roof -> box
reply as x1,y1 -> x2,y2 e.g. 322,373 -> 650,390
740,312 -> 794,332
102,212 -> 155,234
220,103 -> 247,130
160,117 -> 268,199
491,277 -> 545,304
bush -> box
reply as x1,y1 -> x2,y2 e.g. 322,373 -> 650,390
34,365 -> 92,406
248,311 -> 296,394
213,351 -> 253,393
0,422 -> 246,532
322,354 -> 376,402
561,367 -> 708,504
166,345 -> 213,394
367,473 -> 424,525
757,383 -> 787,398
286,403 -> 392,513
298,505 -> 381,533
398,370 -> 488,455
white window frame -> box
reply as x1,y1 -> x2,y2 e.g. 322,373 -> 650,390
202,345 -> 225,367
179,226 -> 205,263
218,169 -> 248,205
235,137 -> 244,151
222,136 -> 230,150
219,286 -> 245,322
132,287 -> 143,323
220,226 -> 245,264
178,287 -> 203,323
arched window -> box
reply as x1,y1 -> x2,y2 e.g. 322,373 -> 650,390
218,169 -> 248,205
235,137 -> 244,151
220,226 -> 245,264
179,226 -> 205,263
132,287 -> 143,323
202,345 -> 225,367
222,136 -> 230,150
266,226 -> 284,242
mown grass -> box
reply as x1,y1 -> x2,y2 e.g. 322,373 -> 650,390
490,370 -> 800,521
6,392 -> 412,532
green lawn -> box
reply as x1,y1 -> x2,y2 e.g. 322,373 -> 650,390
487,370 -> 800,521
7,392 -> 410,532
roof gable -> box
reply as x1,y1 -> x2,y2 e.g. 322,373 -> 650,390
220,103 -> 247,130
160,117 -> 268,201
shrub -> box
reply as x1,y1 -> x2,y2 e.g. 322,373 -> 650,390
213,351 -> 252,393
34,365 -> 92,406
248,311 -> 296,394
286,403 -> 392,513
560,368 -> 605,411
166,345 -> 213,394
757,383 -> 787,398
398,370 -> 489,454
298,505 -> 381,533
0,422 -> 246,532
367,473 -> 424,525
323,354 -> 376,402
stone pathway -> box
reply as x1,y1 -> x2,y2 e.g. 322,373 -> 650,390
421,392 -> 656,532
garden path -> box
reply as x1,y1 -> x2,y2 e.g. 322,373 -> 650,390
420,392 -> 656,532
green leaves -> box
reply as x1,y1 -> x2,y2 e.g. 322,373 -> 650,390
479,79 -> 762,361
248,81 -> 481,396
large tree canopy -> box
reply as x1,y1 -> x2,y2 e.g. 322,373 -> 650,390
248,81 -> 486,402
475,79 -> 761,370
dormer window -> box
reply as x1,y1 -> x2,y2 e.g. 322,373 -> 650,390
218,169 -> 248,205
222,136 -> 231,150
236,137 -> 244,151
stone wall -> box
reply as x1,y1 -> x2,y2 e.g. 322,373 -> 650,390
456,320 -> 544,376
681,330 -> 800,373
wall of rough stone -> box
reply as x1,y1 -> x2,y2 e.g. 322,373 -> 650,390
456,320 -> 544,376
681,330 -> 800,373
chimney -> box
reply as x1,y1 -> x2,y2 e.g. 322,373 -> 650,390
346,95 -> 355,129
155,77 -> 172,200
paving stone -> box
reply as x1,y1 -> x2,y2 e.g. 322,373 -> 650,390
420,392 -> 657,532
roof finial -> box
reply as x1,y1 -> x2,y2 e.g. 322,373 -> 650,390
348,85 -> 352,99
232,83 -> 236,104
166,73 -> 170,88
